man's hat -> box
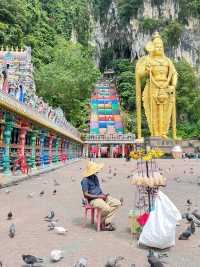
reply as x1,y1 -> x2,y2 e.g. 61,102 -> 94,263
83,161 -> 104,177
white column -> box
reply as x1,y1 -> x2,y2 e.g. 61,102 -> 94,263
85,144 -> 89,158
98,146 -> 101,158
122,144 -> 125,158
111,145 -> 114,158
86,144 -> 89,158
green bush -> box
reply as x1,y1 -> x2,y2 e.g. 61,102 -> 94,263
161,21 -> 183,48
139,18 -> 161,32
117,0 -> 143,24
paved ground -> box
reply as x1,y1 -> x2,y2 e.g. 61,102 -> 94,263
1,158 -> 200,267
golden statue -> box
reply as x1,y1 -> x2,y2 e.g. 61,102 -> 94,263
135,32 -> 177,139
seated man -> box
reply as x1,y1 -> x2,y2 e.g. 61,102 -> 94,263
81,161 -> 122,231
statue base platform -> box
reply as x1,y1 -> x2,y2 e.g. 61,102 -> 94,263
146,136 -> 179,153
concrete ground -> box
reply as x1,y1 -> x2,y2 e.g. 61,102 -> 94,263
0,158 -> 200,267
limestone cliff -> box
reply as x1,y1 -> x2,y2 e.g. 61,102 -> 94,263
89,0 -> 200,68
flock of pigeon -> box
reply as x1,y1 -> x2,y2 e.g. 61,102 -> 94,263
4,178 -> 90,266
2,160 -> 200,266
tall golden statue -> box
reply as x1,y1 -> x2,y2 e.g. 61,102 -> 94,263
135,32 -> 177,139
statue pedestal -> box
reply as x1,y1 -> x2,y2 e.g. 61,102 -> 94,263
146,136 -> 176,153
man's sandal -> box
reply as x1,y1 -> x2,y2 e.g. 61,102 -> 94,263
102,223 -> 116,231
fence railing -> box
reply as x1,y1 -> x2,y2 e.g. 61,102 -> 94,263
0,91 -> 81,142
84,133 -> 135,142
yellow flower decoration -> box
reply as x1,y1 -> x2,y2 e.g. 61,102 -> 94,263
142,154 -> 153,161
129,150 -> 144,160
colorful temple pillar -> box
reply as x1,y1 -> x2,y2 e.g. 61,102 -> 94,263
58,138 -> 63,162
61,138 -> 67,162
55,137 -> 60,163
77,143 -> 81,158
122,144 -> 125,158
30,130 -> 38,169
68,142 -> 73,160
3,113 -> 13,174
48,133 -> 54,164
39,131 -> 46,167
72,143 -> 76,159
18,122 -> 28,174
64,140 -> 69,160
0,47 -> 83,178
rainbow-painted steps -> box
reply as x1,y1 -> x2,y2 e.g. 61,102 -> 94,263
90,81 -> 124,135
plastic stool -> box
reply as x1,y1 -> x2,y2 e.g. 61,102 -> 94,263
82,203 -> 102,231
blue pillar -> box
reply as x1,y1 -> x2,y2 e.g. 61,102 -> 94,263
3,113 -> 13,174
39,131 -> 45,167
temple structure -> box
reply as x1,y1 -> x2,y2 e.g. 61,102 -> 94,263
0,47 -> 82,176
84,72 -> 135,158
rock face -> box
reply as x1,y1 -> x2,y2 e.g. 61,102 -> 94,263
89,0 -> 200,67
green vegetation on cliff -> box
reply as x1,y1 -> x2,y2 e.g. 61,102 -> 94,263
0,0 -> 200,138
0,0 -> 99,130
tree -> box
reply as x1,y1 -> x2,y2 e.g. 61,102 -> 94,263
35,38 -> 100,128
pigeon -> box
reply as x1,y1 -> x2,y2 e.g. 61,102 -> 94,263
189,214 -> 200,226
190,220 -> 195,234
147,254 -> 165,267
9,224 -> 15,238
120,197 -> 124,206
44,210 -> 55,221
27,193 -> 34,198
186,213 -> 193,222
5,189 -> 11,194
179,226 -> 192,240
54,179 -> 60,186
74,257 -> 88,267
147,250 -> 166,267
52,189 -> 57,195
174,177 -> 181,183
48,221 -> 57,230
192,211 -> 200,220
105,256 -> 124,267
71,177 -> 76,182
50,250 -> 63,262
113,173 -> 117,177
40,190 -> 44,196
54,226 -> 67,235
22,254 -> 43,265
187,199 -> 192,205
7,211 -> 12,220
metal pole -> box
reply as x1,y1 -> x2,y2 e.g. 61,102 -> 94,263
145,139 -> 151,212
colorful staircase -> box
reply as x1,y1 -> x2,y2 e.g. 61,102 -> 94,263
90,81 -> 124,135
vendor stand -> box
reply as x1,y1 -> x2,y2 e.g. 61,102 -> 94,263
129,147 -> 166,237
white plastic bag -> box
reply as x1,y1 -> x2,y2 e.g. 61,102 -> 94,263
139,191 -> 181,249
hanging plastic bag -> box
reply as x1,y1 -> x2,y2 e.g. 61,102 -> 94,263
138,191 -> 181,249
137,212 -> 149,226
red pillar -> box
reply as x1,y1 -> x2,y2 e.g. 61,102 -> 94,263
61,138 -> 67,162
48,134 -> 54,164
18,122 -> 27,174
